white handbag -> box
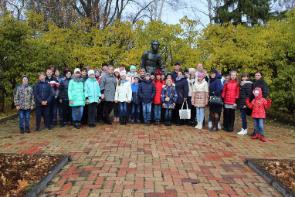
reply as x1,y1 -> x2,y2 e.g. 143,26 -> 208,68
179,100 -> 191,120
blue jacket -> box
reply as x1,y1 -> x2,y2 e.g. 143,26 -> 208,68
161,85 -> 178,109
131,83 -> 140,104
34,81 -> 53,106
175,77 -> 189,104
138,80 -> 155,103
209,77 -> 223,97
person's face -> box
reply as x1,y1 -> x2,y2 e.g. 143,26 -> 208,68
22,77 -> 28,85
120,66 -> 125,71
114,72 -> 119,77
210,73 -> 216,78
255,73 -> 262,80
151,75 -> 155,80
140,69 -> 145,76
161,74 -> 165,80
225,75 -> 230,81
66,72 -> 71,79
197,64 -> 203,71
55,70 -> 60,77
89,74 -> 95,79
151,43 -> 159,51
75,72 -> 81,78
145,75 -> 150,80
95,71 -> 100,77
166,79 -> 172,86
167,75 -> 172,80
198,76 -> 203,81
177,72 -> 183,77
46,69 -> 52,77
242,76 -> 248,81
39,74 -> 45,81
103,66 -> 108,72
134,78 -> 139,83
121,75 -> 126,80
82,70 -> 87,76
230,72 -> 237,80
108,67 -> 114,74
156,75 -> 161,80
174,65 -> 180,71
254,89 -> 260,97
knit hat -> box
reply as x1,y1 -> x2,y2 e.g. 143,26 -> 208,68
114,68 -> 120,73
74,68 -> 81,73
130,65 -> 137,71
145,73 -> 151,76
88,69 -> 95,76
188,68 -> 196,73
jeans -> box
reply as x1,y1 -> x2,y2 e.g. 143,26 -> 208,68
19,109 -> 30,131
154,104 -> 162,122
240,108 -> 247,129
119,102 -> 128,117
72,106 -> 84,122
131,103 -> 140,121
36,106 -> 50,129
195,107 -> 205,124
164,109 -> 173,123
254,118 -> 264,136
88,102 -> 97,125
142,102 -> 152,123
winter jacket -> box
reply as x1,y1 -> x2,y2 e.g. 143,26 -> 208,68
237,81 -> 253,109
100,73 -> 117,102
68,77 -> 85,107
131,83 -> 140,104
191,79 -> 209,107
171,71 -> 178,82
14,85 -> 35,110
175,76 -> 189,104
138,79 -> 155,103
58,78 -> 71,101
161,85 -> 178,109
222,79 -> 240,105
153,80 -> 164,105
246,87 -> 271,119
209,77 -> 223,97
115,80 -> 132,102
84,77 -> 101,104
45,76 -> 59,99
33,81 -> 53,107
253,79 -> 269,98
187,78 -> 195,97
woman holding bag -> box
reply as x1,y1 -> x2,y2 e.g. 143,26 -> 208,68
174,70 -> 189,126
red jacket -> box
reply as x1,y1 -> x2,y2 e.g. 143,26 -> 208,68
222,80 -> 240,105
246,88 -> 271,119
153,80 -> 164,104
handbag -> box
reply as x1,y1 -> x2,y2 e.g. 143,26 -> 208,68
209,96 -> 223,105
179,100 -> 191,119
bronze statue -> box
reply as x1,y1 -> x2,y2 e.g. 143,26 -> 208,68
141,41 -> 163,74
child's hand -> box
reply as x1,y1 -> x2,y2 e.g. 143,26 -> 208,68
127,100 -> 131,103
30,106 -> 34,110
69,101 -> 73,105
115,100 -> 118,103
16,106 -> 20,111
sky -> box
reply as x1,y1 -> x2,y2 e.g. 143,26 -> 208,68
161,0 -> 210,27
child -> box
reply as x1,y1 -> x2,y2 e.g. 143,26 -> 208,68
222,70 -> 240,132
115,73 -> 132,125
58,70 -> 72,127
131,77 -> 140,123
127,65 -> 138,83
161,79 -> 178,126
153,71 -> 164,124
84,69 -> 101,127
14,76 -> 35,133
68,68 -> 85,129
237,73 -> 253,135
34,72 -> 53,131
246,87 -> 271,142
191,72 -> 209,130
187,68 -> 196,126
139,73 -> 155,125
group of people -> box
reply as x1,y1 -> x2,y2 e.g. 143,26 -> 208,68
14,63 -> 272,142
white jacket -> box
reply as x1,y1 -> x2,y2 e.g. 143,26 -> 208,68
115,80 -> 132,102
192,79 -> 208,93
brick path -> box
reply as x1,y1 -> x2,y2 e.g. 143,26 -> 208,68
0,118 -> 294,196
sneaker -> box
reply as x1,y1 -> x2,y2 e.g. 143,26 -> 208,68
251,133 -> 260,140
218,122 -> 222,130
237,129 -> 245,135
243,129 -> 248,135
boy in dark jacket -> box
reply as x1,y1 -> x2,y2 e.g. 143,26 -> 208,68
138,73 -> 155,125
237,73 -> 253,135
34,72 -> 53,131
58,70 -> 72,127
131,76 -> 140,123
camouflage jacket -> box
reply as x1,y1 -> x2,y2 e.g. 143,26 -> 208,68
14,85 -> 35,110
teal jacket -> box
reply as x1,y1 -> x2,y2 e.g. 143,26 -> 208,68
68,78 -> 85,107
84,77 -> 101,103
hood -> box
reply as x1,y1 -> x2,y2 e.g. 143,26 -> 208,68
240,80 -> 252,86
253,87 -> 263,99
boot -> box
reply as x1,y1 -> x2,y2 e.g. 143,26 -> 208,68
20,128 -> 25,134
251,133 -> 260,139
259,135 -> 267,142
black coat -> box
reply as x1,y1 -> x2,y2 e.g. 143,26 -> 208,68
175,77 -> 189,104
34,81 -> 53,106
58,78 -> 71,100
253,79 -> 269,98
237,81 -> 253,109
138,80 -> 155,103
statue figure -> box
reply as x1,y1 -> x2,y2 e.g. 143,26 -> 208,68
141,41 -> 163,74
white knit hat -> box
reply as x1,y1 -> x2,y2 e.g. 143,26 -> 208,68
88,69 -> 95,76
74,68 -> 81,73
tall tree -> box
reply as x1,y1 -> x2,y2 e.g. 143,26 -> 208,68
214,0 -> 271,26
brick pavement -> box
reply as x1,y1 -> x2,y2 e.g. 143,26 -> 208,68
0,118 -> 294,197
